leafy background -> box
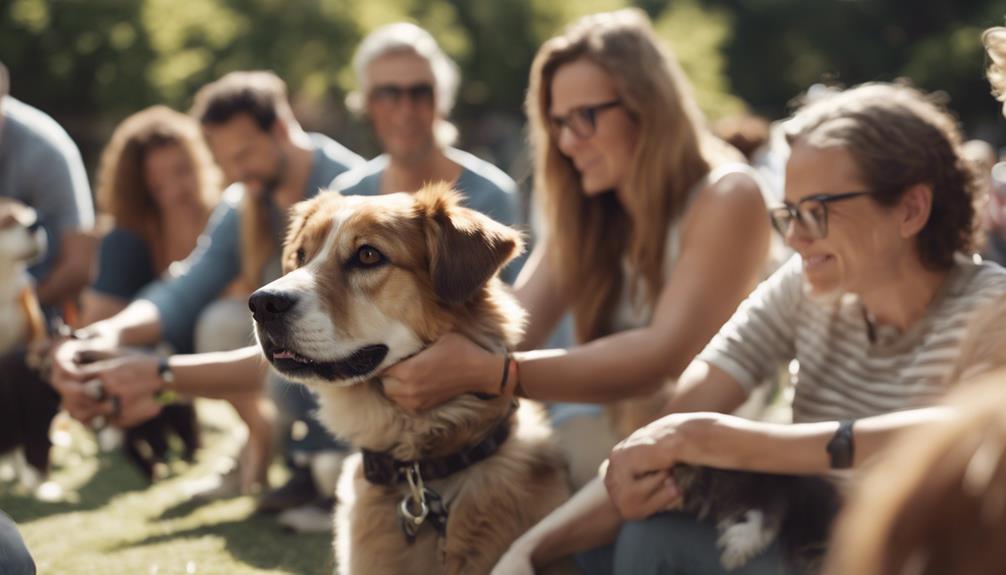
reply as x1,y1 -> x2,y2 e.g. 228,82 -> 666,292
4,0 -> 1004,184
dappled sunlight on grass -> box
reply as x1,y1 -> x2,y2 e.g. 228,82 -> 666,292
1,401 -> 332,575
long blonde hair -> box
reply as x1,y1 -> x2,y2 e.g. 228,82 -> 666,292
96,106 -> 220,270
526,8 -> 734,342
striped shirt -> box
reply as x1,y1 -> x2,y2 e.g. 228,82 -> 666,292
698,255 -> 1006,423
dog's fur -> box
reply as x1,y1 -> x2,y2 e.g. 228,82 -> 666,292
251,184 -> 570,574
0,198 -> 46,353
672,465 -> 842,571
121,402 -> 200,481
0,198 -> 49,489
0,197 -> 198,486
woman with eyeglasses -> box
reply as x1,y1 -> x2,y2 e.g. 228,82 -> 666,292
381,7 -> 772,487
489,79 -> 1006,574
816,24 -> 1006,575
331,22 -> 521,280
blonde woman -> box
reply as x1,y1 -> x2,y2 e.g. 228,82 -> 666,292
383,8 -> 771,487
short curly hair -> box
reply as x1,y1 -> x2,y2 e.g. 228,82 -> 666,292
984,27 -> 1006,105
190,70 -> 291,131
784,82 -> 979,270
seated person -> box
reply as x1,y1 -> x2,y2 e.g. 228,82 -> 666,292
0,60 -> 94,318
48,71 -> 364,517
82,106 -> 224,480
822,27 -> 1006,575
333,22 -> 522,279
491,81 -> 1006,574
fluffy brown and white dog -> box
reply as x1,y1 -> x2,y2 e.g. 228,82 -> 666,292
0,198 -> 46,353
0,197 -> 48,489
250,184 -> 570,574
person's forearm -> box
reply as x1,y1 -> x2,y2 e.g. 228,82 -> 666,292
168,345 -> 268,398
684,407 -> 954,474
519,477 -> 623,568
37,232 -> 97,306
36,259 -> 90,306
514,328 -> 685,403
84,299 -> 162,347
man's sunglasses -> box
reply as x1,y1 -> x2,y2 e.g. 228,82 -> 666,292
369,83 -> 435,106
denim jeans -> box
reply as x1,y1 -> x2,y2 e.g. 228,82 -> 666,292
0,511 -> 35,575
576,512 -> 792,575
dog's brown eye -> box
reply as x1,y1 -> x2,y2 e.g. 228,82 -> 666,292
356,245 -> 385,267
295,247 -> 306,267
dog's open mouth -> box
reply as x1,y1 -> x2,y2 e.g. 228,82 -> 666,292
267,343 -> 389,381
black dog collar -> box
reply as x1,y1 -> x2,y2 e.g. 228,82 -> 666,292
362,410 -> 514,486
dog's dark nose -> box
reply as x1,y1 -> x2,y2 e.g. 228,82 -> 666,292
249,290 -> 297,323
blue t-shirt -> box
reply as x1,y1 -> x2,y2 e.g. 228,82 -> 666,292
139,133 -> 363,350
0,97 -> 94,282
330,147 -> 525,281
91,227 -> 202,353
91,228 -> 156,301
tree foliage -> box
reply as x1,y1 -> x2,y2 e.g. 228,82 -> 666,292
1,0 -> 1003,171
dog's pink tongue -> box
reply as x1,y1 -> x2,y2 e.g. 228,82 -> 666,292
273,350 -> 295,360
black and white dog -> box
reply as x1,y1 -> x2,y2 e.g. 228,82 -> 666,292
673,464 -> 842,572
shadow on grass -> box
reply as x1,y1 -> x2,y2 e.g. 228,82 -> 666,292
156,495 -> 208,520
0,450 -> 148,522
112,514 -> 334,575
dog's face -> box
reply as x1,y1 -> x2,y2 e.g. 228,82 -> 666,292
250,183 -> 521,387
0,198 -> 45,268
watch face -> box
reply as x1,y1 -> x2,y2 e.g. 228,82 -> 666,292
158,359 -> 175,384
827,420 -> 855,469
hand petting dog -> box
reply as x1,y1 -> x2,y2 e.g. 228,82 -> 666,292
382,332 -> 504,413
602,413 -> 697,519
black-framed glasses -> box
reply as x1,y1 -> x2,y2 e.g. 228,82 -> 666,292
769,190 -> 874,239
369,82 -> 435,106
548,100 -> 622,140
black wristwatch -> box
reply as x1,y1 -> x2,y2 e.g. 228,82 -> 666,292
154,357 -> 177,405
826,419 -> 856,469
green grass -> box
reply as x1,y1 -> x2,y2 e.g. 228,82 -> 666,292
0,401 -> 333,575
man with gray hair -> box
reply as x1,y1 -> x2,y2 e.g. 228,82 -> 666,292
332,22 -> 523,281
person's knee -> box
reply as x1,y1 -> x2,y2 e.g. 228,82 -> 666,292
2,541 -> 37,574
194,297 -> 254,353
0,518 -> 36,575
614,513 -> 699,574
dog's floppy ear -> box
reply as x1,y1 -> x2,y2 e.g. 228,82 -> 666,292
418,183 -> 523,305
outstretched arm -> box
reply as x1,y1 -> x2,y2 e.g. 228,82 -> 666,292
384,173 -> 771,410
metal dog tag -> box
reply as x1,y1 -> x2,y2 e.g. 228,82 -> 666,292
399,494 -> 429,542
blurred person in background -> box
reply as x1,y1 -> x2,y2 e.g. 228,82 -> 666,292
332,21 -> 523,280
47,71 -> 364,527
80,106 -> 226,480
0,60 -> 95,319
